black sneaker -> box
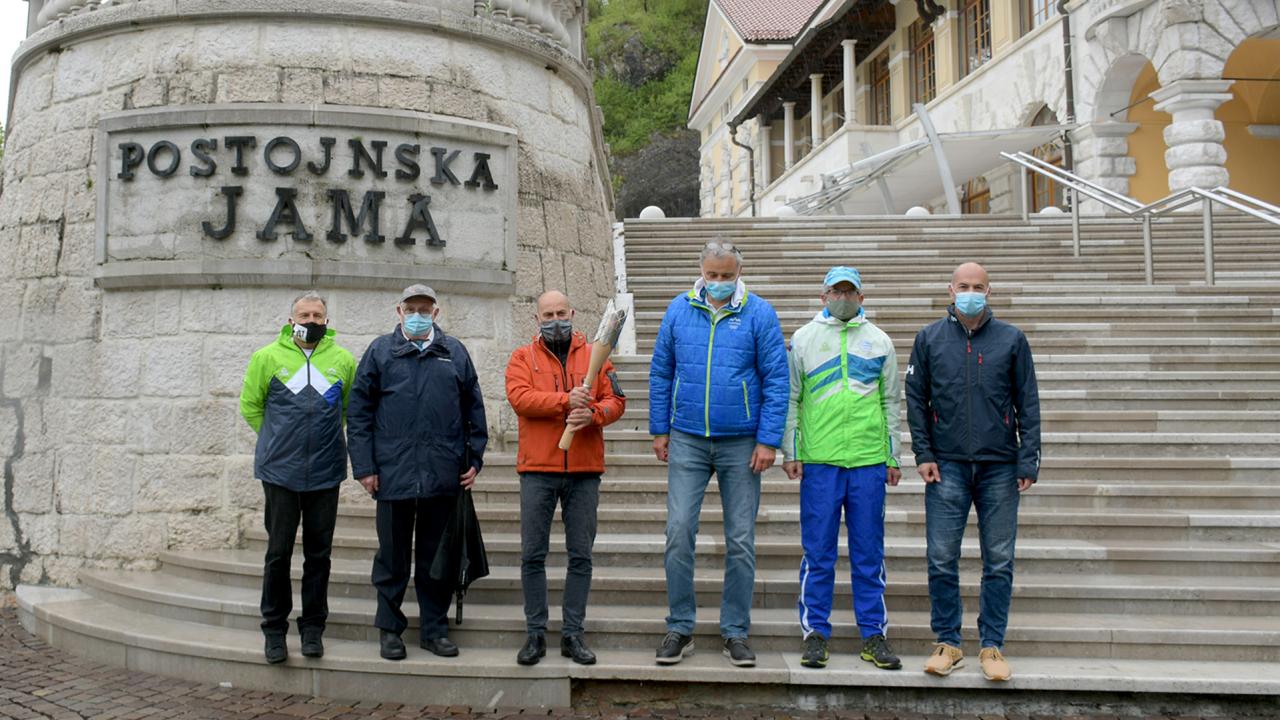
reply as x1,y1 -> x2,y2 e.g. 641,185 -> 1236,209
800,632 -> 828,668
264,634 -> 287,664
722,637 -> 756,667
654,631 -> 694,665
860,634 -> 902,670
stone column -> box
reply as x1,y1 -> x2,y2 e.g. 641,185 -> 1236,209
889,41 -> 909,122
759,119 -> 773,187
810,74 -> 824,149
841,40 -> 857,126
1150,79 -> 1234,192
932,12 -> 960,93
783,101 -> 797,169
1072,121 -> 1139,212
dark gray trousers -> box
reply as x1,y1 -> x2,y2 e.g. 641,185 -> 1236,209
519,473 -> 600,637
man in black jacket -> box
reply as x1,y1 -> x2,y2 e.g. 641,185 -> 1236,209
347,284 -> 488,661
905,263 -> 1040,682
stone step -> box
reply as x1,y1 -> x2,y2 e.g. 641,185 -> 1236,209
246,506 -> 1280,559
614,336 -> 1280,358
602,404 -> 1280,432
169,530 -> 1280,585
78,569 -> 1280,644
19,587 -> 1280,708
613,356 -> 1280,376
557,429 -> 1280,459
477,453 -> 1280,483
453,479 -> 1280,511
633,323 -> 1280,344
324,500 -> 1280,542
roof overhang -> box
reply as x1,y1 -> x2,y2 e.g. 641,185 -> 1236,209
788,124 -> 1074,215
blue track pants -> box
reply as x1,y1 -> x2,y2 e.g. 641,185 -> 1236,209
796,462 -> 888,639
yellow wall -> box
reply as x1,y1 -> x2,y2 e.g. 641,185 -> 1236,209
1220,38 -> 1280,205
1125,61 -> 1170,203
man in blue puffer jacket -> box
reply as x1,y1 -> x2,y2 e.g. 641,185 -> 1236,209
649,241 -> 790,668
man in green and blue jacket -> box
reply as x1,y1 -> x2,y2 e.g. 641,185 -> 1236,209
781,267 -> 902,671
239,290 -> 356,664
648,241 -> 790,668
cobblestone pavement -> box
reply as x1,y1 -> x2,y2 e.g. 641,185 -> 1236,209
0,601 -> 1241,720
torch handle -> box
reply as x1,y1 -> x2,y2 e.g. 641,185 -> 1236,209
557,377 -> 595,451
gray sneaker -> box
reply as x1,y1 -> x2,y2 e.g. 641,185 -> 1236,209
655,632 -> 693,665
800,632 -> 829,668
723,637 -> 756,667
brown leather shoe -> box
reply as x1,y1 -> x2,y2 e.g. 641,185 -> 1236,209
923,642 -> 965,676
979,647 -> 1012,681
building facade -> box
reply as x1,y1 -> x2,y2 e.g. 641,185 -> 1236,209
690,0 -> 1280,216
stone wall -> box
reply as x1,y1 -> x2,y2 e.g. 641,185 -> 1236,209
0,0 -> 616,588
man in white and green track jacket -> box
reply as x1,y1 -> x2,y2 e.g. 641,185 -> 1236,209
782,267 -> 903,671
238,291 -> 356,664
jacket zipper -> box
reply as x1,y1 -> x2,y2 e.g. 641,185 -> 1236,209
545,341 -> 572,473
704,309 -> 718,437
965,329 -> 974,460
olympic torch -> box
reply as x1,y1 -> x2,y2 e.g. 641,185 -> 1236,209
558,301 -> 628,451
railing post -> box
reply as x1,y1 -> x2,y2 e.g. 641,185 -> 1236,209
1203,197 -> 1215,286
1071,186 -> 1081,258
1142,214 -> 1154,285
1020,165 -> 1029,221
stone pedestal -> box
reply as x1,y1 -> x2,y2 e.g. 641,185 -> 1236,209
1151,79 -> 1235,193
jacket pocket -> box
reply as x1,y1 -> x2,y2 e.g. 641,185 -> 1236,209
742,380 -> 751,420
670,378 -> 680,425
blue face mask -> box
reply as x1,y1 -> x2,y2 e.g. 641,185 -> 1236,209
403,312 -> 433,337
706,280 -> 736,302
954,291 -> 987,317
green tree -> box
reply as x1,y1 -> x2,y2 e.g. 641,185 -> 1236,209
586,0 -> 707,157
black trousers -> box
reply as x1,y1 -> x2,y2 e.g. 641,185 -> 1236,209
260,481 -> 340,636
372,495 -> 456,641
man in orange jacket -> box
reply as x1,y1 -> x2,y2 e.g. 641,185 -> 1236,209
505,290 -> 626,666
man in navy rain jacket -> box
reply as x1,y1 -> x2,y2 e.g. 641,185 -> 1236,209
905,262 -> 1040,682
347,284 -> 488,661
648,241 -> 790,668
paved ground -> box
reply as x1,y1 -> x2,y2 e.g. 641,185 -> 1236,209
0,599 -> 1246,720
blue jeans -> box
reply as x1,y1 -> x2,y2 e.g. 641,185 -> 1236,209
925,460 -> 1020,649
664,430 -> 761,639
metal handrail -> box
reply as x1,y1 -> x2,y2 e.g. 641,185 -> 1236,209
1000,151 -> 1280,285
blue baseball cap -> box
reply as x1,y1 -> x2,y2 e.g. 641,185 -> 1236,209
823,266 -> 862,290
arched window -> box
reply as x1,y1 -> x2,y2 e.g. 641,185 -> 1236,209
1029,105 -> 1064,212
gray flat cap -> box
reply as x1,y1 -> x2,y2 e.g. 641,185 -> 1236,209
400,284 -> 437,303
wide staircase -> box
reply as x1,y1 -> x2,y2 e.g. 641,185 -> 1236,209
19,214 -> 1280,714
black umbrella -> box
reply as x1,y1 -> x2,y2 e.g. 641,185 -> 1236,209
427,488 -> 489,625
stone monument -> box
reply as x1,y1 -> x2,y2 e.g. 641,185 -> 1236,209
0,0 -> 616,588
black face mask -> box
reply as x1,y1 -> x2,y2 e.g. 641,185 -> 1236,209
292,322 -> 327,344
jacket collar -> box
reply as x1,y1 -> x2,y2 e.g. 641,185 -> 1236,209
688,277 -> 748,312
814,307 -> 866,327
392,324 -> 448,357
946,305 -> 994,334
529,330 -> 586,371
275,324 -> 335,353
